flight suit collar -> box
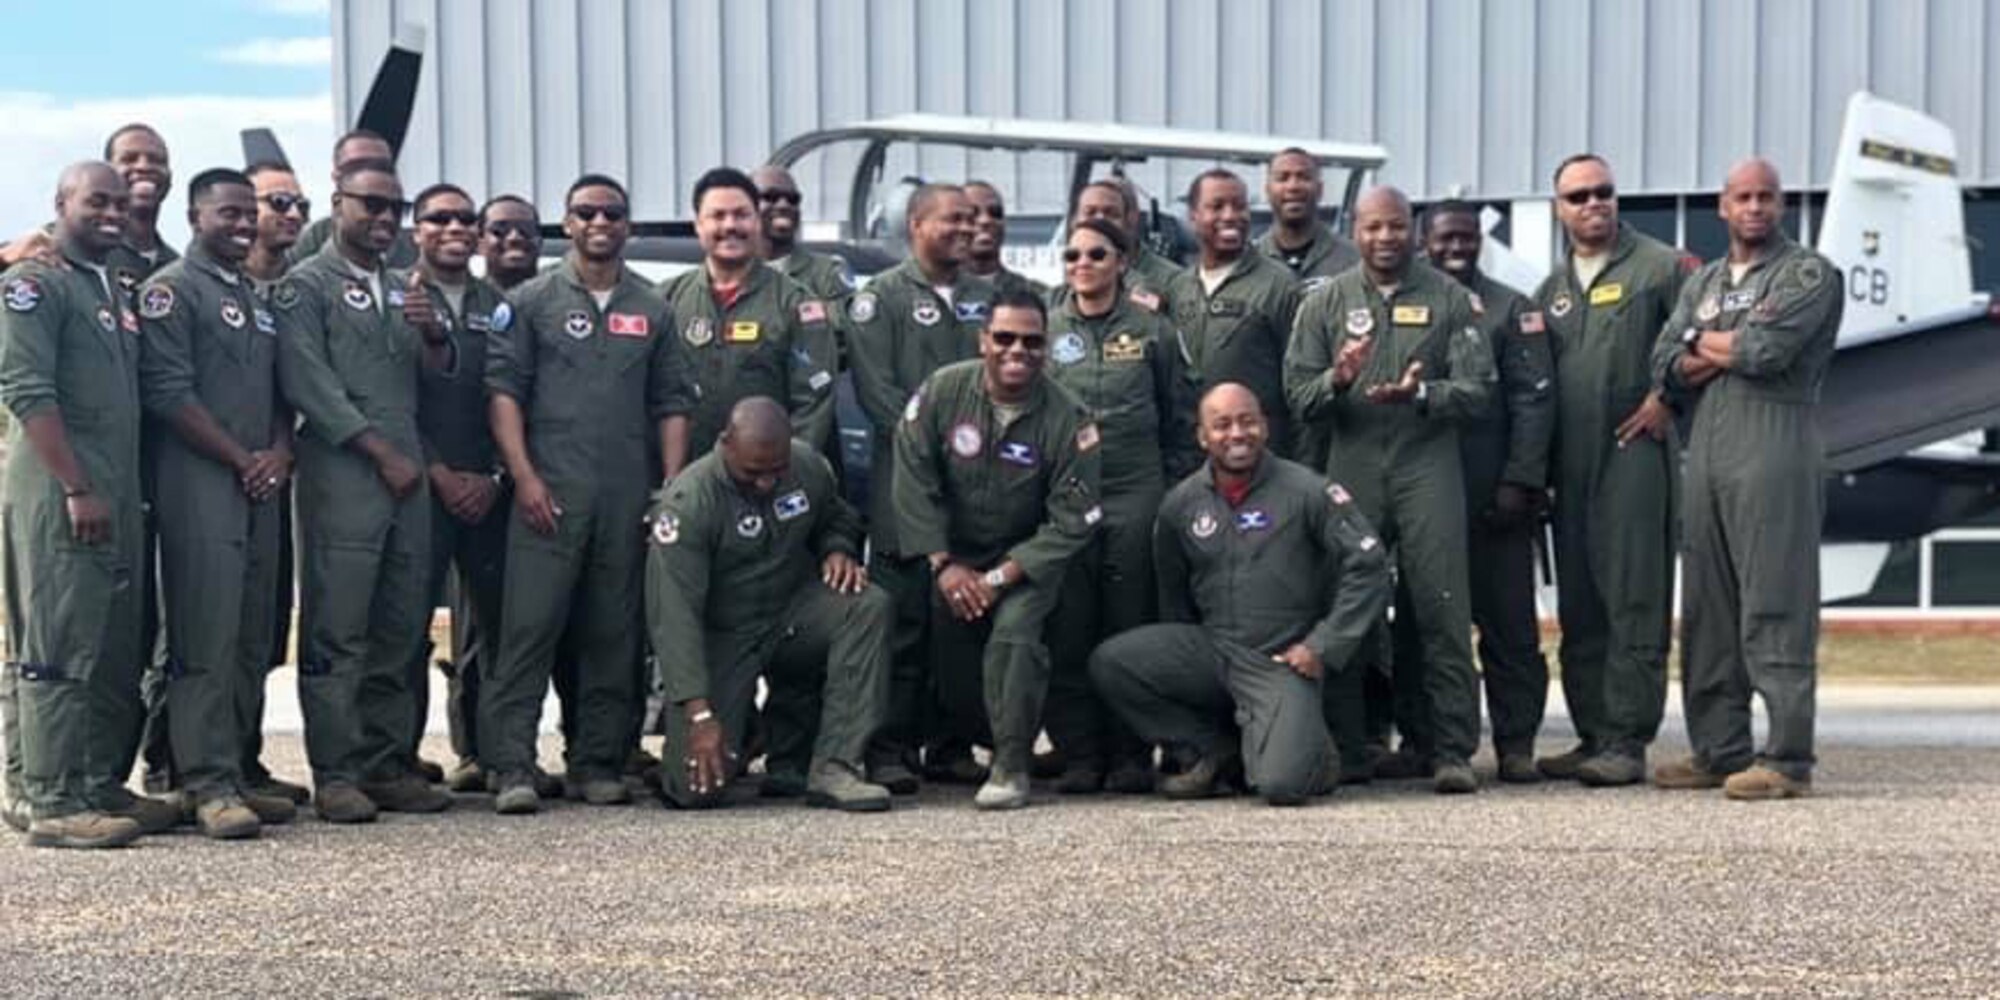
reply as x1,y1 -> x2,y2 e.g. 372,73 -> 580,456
888,257 -> 967,296
1197,453 -> 1277,497
315,231 -> 390,280
56,235 -> 114,278
700,256 -> 775,297
1258,220 -> 1338,266
182,241 -> 244,287
555,253 -> 647,302
1723,231 -> 1797,282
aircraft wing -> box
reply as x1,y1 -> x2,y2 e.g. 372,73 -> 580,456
1819,309 -> 2000,473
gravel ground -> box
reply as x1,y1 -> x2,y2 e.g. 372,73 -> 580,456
2,685 -> 1998,999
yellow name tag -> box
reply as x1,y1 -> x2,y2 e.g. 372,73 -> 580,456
1102,332 -> 1145,363
1391,304 -> 1431,325
1589,283 -> 1623,306
727,321 -> 761,343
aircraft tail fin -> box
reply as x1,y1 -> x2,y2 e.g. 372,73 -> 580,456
1818,92 -> 1983,347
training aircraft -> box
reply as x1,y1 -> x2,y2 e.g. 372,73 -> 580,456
272,35 -> 2000,601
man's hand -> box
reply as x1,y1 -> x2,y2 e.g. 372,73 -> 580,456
64,492 -> 111,545
240,448 -> 292,503
1273,643 -> 1324,680
374,449 -> 422,499
1363,361 -> 1425,405
1489,482 -> 1543,530
401,271 -> 446,344
1676,352 -> 1723,389
935,563 -> 995,622
822,551 -> 868,594
1694,329 -> 1737,371
513,472 -> 561,536
681,703 -> 732,797
1614,390 -> 1672,447
1330,335 -> 1374,391
0,229 -> 60,270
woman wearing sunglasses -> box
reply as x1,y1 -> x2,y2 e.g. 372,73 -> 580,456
1039,218 -> 1202,795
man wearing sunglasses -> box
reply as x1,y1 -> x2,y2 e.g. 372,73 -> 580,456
751,164 -> 855,308
1532,154 -> 1690,788
660,167 -> 837,459
845,182 -> 994,792
1284,185 -> 1497,795
1170,169 -> 1305,461
964,181 -> 1049,300
402,183 -> 515,795
274,156 -> 454,823
1070,178 -> 1182,315
481,174 -> 696,816
893,287 -> 1102,810
135,168 -> 299,839
286,129 -> 418,270
245,163 -> 309,287
1649,159 -> 1841,801
478,196 -> 544,292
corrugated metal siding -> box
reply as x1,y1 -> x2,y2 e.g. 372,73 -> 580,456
335,0 -> 2000,221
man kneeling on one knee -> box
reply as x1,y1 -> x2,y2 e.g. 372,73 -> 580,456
1091,383 -> 1391,805
646,397 -> 893,812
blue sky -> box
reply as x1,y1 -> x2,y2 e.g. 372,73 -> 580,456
0,0 -> 336,243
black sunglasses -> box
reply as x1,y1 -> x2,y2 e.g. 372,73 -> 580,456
989,331 -> 1047,351
419,209 -> 479,227
338,190 -> 410,218
570,204 -> 628,223
1559,183 -> 1617,206
484,220 -> 537,240
259,192 -> 311,217
1062,246 -> 1114,264
759,189 -> 802,206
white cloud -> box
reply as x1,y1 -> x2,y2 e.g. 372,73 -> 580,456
0,91 -> 336,250
211,37 -> 333,68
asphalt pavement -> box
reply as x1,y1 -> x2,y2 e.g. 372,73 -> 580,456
1,675 -> 1996,999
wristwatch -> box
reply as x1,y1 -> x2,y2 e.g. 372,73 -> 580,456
982,568 -> 1009,591
1680,326 -> 1700,351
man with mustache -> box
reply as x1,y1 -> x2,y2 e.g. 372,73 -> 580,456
893,287 -> 1102,810
135,168 -> 299,838
1533,154 -> 1690,787
0,162 -> 178,846
1170,169 -> 1304,460
660,167 -> 837,459
1284,185 -> 1496,794
275,156 -> 454,823
1090,383 -> 1389,805
1255,147 -> 1358,293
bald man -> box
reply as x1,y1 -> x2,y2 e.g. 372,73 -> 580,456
1285,185 -> 1496,794
1650,159 -> 1841,801
1091,383 -> 1389,805
642,397 -> 892,813
1,163 -> 179,847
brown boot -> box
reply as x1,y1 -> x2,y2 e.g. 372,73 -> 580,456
1723,765 -> 1810,801
314,782 -> 379,824
195,797 -> 262,840
26,811 -> 144,849
1652,756 -> 1729,790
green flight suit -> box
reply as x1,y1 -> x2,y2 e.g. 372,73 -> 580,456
844,261 -> 994,765
773,250 -> 855,307
645,443 -> 889,807
1090,456 -> 1390,803
274,240 -> 433,788
412,273 -> 510,767
135,247 -> 287,802
660,260 -> 838,456
1041,292 -> 1199,768
972,265 -> 1050,302
1534,223 -> 1688,758
1651,234 -> 1840,781
1169,253 -> 1304,458
1285,261 -> 1495,766
1256,221 -> 1360,292
0,251 -> 145,820
893,360 -> 1101,775
1127,246 -> 1184,316
1386,272 -> 1556,759
481,257 -> 694,783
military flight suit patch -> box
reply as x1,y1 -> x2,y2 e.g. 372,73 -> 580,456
564,310 -> 593,339
220,298 -> 246,329
3,277 -> 41,312
608,312 -> 649,337
1589,283 -> 1623,306
652,513 -> 680,545
684,317 -> 714,346
726,321 -> 760,343
138,283 -> 175,319
1327,483 -> 1352,505
1075,423 -> 1100,451
1207,299 -> 1246,317
798,300 -> 827,324
1722,289 -> 1757,311
998,441 -> 1038,468
949,422 -> 983,458
1189,510 -> 1219,539
1391,305 -> 1431,325
954,301 -> 987,323
271,280 -> 300,310
254,308 -> 277,335
342,281 -> 373,311
1102,333 -> 1144,363
1128,288 -> 1161,312
1466,292 -> 1485,316
1303,276 -> 1334,296
736,512 -> 765,538
489,301 -> 512,332
1696,295 -> 1721,323
903,391 -> 922,422
1234,508 -> 1273,532
1345,308 -> 1374,335
912,301 -> 942,326
774,490 -> 811,521
1051,332 -> 1087,365
119,308 -> 138,333
848,292 -> 878,323
1083,505 -> 1103,526
95,305 -> 116,332
1548,293 -> 1573,318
